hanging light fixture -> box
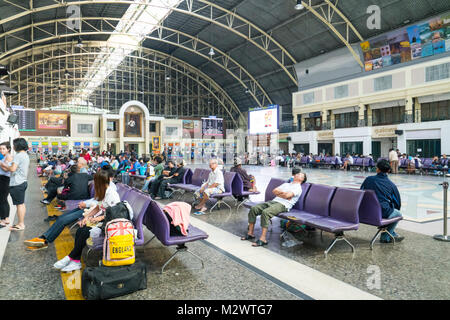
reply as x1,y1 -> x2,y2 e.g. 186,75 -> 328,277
64,69 -> 70,78
76,37 -> 83,48
245,87 -> 250,94
208,47 -> 215,56
295,0 -> 304,10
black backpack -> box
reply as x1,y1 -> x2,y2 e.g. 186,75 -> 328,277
100,201 -> 132,235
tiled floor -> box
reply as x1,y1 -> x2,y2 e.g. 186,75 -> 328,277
1,163 -> 449,300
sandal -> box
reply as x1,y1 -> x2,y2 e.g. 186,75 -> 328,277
252,239 -> 268,247
10,224 -> 25,231
241,234 -> 255,241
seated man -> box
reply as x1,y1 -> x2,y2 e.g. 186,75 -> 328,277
360,159 -> 404,243
149,160 -> 176,197
193,159 -> 224,214
230,158 -> 257,193
24,165 -> 116,250
241,168 -> 306,247
142,156 -> 163,192
154,159 -> 186,200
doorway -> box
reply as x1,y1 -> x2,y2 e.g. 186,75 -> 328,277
125,143 -> 139,155
318,143 -> 333,155
372,141 -> 381,161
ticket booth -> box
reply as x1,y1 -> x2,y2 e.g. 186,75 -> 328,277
61,142 -> 69,154
83,142 -> 91,151
92,142 -> 100,154
31,141 -> 39,153
74,142 -> 82,153
42,142 -> 49,153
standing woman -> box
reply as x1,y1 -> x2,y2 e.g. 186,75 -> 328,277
0,142 -> 13,227
0,138 -> 30,231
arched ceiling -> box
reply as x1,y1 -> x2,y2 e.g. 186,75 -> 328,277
1,0 -> 449,121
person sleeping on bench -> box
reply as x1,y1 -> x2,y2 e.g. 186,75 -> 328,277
241,168 -> 307,247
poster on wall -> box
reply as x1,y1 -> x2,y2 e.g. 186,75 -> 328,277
152,136 -> 161,152
124,113 -> 141,137
182,120 -> 201,137
361,12 -> 450,72
38,112 -> 68,130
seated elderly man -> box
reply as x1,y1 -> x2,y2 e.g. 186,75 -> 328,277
241,168 -> 307,247
193,159 -> 224,214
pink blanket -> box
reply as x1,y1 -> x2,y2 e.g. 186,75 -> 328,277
163,202 -> 191,236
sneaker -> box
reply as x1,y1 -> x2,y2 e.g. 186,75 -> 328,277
40,200 -> 50,205
60,260 -> 82,273
26,244 -> 48,251
53,256 -> 71,270
24,237 -> 46,247
394,235 -> 405,242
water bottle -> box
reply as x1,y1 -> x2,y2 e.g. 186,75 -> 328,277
281,231 -> 303,248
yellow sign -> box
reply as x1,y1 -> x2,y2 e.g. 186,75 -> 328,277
372,126 -> 397,138
152,136 -> 161,152
317,130 -> 334,140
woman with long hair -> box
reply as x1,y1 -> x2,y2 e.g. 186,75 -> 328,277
53,169 -> 120,272
0,142 -> 13,227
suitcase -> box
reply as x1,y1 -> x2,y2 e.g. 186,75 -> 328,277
81,261 -> 147,300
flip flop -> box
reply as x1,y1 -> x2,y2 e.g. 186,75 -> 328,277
252,239 -> 268,247
10,225 -> 25,231
240,234 -> 255,241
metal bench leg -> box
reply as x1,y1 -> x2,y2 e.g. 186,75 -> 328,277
370,228 -> 382,250
324,233 -> 355,257
160,244 -> 205,273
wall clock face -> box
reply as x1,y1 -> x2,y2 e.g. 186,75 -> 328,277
128,120 -> 136,127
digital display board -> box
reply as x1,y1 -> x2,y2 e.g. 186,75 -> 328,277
248,105 -> 279,135
11,106 -> 36,131
202,117 -> 223,136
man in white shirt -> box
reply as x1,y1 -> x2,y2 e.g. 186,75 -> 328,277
389,148 -> 399,174
241,168 -> 307,247
194,159 -> 224,213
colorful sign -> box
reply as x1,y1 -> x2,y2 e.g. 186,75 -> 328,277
152,136 -> 161,152
361,12 -> 450,72
37,112 -> 68,130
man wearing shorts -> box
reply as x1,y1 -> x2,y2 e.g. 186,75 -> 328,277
194,159 -> 224,213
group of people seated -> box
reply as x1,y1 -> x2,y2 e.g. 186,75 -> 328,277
241,159 -> 404,247
28,147 -> 405,272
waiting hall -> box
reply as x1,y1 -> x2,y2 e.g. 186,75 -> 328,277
0,0 -> 450,305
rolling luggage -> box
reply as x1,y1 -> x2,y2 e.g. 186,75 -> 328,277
81,261 -> 147,300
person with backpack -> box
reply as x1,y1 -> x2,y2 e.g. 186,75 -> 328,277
53,169 -> 120,272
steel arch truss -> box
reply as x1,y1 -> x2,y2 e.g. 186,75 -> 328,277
301,0 -> 364,68
0,16 -> 272,109
4,42 -> 245,128
0,0 -> 298,86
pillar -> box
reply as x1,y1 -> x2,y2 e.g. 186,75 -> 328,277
330,113 -> 335,130
118,117 -> 124,153
367,106 -> 372,127
301,116 -> 306,132
322,110 -> 328,130
405,97 -> 413,123
414,97 -> 421,123
358,103 -> 366,127
144,119 -> 150,155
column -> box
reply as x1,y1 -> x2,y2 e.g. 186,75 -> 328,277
405,96 -> 413,123
367,106 -> 373,127
100,117 -> 107,152
144,119 -> 150,155
330,113 -> 335,130
414,97 -> 421,123
118,118 -> 124,153
358,103 -> 366,127
301,116 -> 306,132
322,110 -> 328,130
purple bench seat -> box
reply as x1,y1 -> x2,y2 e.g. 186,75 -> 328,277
145,200 -> 208,273
358,189 -> 403,249
231,172 -> 261,210
242,177 -> 285,210
279,185 -> 364,255
208,171 -> 236,213
63,181 -> 96,212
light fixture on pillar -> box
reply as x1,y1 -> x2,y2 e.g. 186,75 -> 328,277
76,37 -> 83,48
165,74 -> 171,80
295,0 -> 304,10
208,47 -> 215,56
58,86 -> 63,92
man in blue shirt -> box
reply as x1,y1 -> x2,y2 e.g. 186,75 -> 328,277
360,159 -> 404,243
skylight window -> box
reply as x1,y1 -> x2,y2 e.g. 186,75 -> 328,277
69,0 -> 182,108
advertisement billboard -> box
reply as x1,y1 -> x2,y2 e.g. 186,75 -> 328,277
248,105 -> 279,135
